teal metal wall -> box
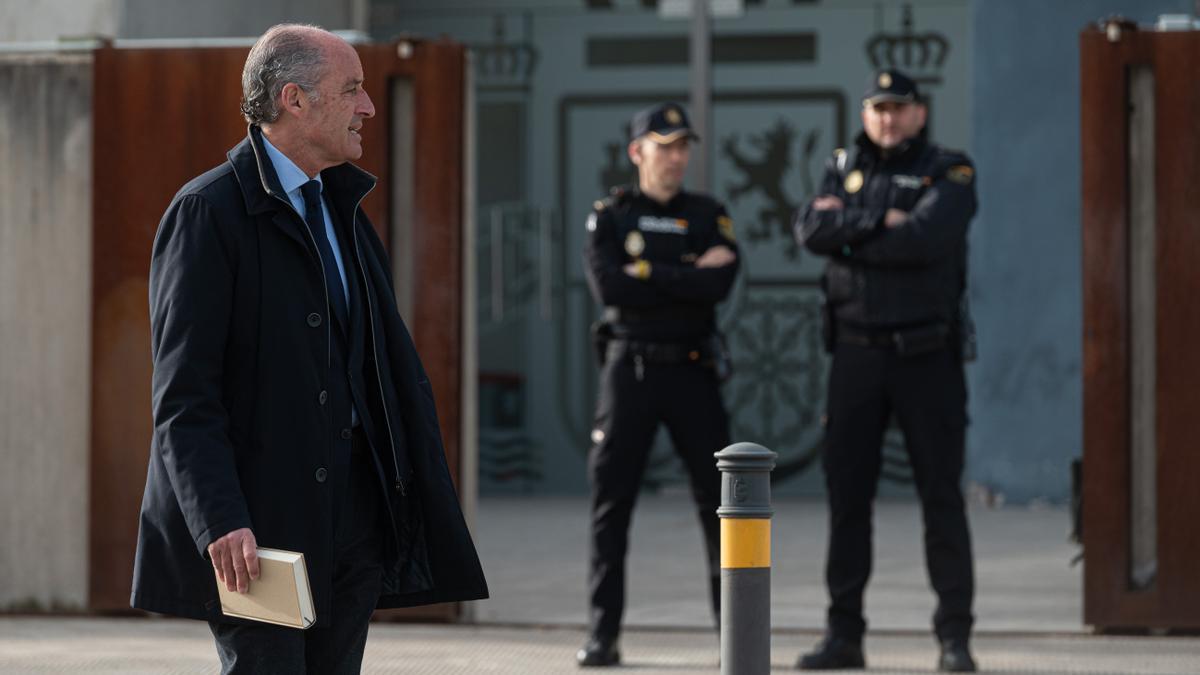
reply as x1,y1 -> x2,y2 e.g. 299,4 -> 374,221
375,0 -> 1192,502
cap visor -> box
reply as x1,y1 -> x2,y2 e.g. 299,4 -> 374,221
863,93 -> 916,106
645,128 -> 700,144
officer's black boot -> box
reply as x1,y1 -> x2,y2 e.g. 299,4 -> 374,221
937,638 -> 977,672
795,635 -> 865,670
576,635 -> 620,668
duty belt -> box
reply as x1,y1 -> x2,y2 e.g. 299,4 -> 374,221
607,338 -> 706,366
837,321 -> 951,355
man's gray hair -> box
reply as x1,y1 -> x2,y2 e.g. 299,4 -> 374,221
240,24 -> 327,125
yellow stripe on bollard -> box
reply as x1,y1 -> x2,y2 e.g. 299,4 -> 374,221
720,518 -> 771,569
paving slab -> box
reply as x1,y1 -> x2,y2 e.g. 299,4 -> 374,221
471,496 -> 1082,633
2,618 -> 1198,674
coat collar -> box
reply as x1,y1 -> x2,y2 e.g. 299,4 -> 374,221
228,124 -> 378,227
260,133 -> 318,200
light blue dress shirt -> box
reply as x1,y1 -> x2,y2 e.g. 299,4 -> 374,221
261,135 -> 358,426
261,135 -> 351,309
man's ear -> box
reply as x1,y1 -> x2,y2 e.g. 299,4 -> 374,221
279,82 -> 306,119
627,139 -> 642,166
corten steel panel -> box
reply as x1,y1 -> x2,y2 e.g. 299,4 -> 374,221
1080,28 -> 1200,631
89,45 -> 250,613
359,40 -> 468,624
1151,33 -> 1200,626
1080,27 -> 1140,631
89,41 -> 467,623
364,41 -> 467,624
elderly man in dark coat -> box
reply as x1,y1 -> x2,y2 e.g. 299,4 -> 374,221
131,24 -> 487,673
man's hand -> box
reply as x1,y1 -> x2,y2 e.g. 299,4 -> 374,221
884,208 -> 909,228
811,195 -> 844,211
207,527 -> 259,593
695,245 -> 738,269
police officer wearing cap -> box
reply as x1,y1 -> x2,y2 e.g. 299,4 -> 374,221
577,103 -> 740,667
793,70 -> 979,672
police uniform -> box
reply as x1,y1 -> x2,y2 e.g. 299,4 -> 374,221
578,104 -> 740,667
793,70 -> 978,672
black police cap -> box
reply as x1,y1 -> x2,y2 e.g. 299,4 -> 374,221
628,103 -> 699,143
862,69 -> 922,106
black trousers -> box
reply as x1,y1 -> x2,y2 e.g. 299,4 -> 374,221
586,357 -> 728,641
821,342 -> 974,643
210,433 -> 385,675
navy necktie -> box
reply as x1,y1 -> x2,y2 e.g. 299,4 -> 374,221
300,180 -> 349,330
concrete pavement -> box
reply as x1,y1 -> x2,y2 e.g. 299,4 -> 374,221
470,496 -> 1081,633
6,497 -> 1196,674
2,617 -> 1199,674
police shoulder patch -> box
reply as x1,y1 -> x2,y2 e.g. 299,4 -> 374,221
829,147 -> 848,172
946,165 -> 974,185
844,169 -> 864,194
717,214 -> 736,242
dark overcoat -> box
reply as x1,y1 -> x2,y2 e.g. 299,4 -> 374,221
131,126 -> 487,624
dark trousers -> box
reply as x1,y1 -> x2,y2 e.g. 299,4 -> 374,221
210,437 -> 385,674
821,342 -> 974,643
587,357 -> 728,641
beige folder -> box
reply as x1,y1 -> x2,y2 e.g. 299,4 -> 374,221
215,547 -> 314,629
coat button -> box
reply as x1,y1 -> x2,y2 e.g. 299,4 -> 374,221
341,428 -> 353,440
318,390 -> 328,405
314,467 -> 328,483
307,312 -> 322,327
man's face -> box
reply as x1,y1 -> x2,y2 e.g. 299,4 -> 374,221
861,100 -> 926,149
629,136 -> 691,194
299,40 -> 375,169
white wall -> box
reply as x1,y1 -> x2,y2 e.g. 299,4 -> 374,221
0,54 -> 93,610
0,0 -> 118,41
0,0 -> 365,43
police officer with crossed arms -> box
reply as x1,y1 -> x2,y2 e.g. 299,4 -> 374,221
578,103 -> 739,667
794,69 -> 979,672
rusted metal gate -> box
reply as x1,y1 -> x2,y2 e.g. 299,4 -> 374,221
1080,23 -> 1200,632
88,39 -> 468,621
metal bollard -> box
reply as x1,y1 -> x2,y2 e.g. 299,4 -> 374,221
715,442 -> 777,675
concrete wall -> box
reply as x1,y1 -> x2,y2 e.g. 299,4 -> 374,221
0,54 -> 93,610
0,0 -> 365,42
967,0 -> 1191,502
379,0 -> 974,497
0,0 -> 118,42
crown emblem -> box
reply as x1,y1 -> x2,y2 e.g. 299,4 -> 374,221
665,107 -> 682,125
865,4 -> 949,83
878,72 -> 892,88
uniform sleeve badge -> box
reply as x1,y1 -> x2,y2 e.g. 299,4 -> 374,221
624,230 -> 646,258
946,165 -> 974,185
844,169 -> 864,194
717,215 -> 737,242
